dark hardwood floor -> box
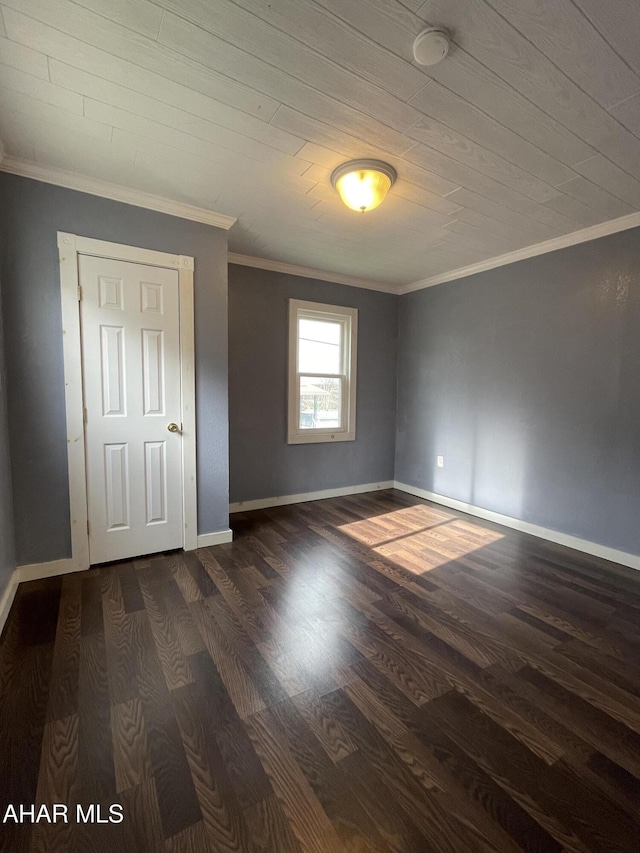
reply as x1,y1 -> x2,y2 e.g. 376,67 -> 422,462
2,489 -> 640,852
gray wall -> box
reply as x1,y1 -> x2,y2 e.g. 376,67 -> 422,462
3,170 -> 638,566
0,275 -> 15,597
228,265 -> 398,502
0,173 -> 229,566
396,226 -> 640,556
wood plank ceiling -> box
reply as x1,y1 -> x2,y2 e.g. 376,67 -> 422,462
0,0 -> 639,287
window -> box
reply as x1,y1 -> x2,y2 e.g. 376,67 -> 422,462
288,299 -> 357,444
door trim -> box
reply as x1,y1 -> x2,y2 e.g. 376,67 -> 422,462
58,232 -> 198,570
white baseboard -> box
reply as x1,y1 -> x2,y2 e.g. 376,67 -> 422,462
229,481 -> 395,513
15,558 -> 85,583
1,559 -> 85,637
197,529 -> 234,548
393,481 -> 640,572
0,572 -> 19,638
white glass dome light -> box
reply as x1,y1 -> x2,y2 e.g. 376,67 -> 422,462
330,159 -> 398,213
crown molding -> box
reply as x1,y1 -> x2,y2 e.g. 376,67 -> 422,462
0,156 -> 237,230
3,154 -> 637,290
400,210 -> 640,294
228,252 -> 397,293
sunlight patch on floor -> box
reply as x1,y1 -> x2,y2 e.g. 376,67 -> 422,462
338,504 -> 454,547
339,506 -> 504,573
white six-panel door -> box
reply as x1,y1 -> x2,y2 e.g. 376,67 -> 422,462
79,255 -> 184,563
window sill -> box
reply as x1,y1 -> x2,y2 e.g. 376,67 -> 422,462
288,431 -> 356,445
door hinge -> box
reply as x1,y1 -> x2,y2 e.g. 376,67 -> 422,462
77,285 -> 82,301
83,406 -> 88,424
86,520 -> 90,536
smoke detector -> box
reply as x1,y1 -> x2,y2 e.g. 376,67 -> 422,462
413,27 -> 450,66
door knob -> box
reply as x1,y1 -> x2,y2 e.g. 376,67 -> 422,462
167,422 -> 181,433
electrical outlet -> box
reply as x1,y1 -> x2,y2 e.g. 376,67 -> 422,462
437,455 -> 444,468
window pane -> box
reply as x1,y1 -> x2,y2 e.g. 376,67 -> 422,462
299,376 -> 342,429
298,318 -> 341,374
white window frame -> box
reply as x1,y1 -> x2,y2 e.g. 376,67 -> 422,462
288,299 -> 357,444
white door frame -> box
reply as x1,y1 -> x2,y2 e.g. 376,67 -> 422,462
57,232 -> 198,570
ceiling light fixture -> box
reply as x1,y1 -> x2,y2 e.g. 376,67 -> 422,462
331,159 -> 397,212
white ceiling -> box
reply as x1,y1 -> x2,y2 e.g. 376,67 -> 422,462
0,0 -> 639,289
